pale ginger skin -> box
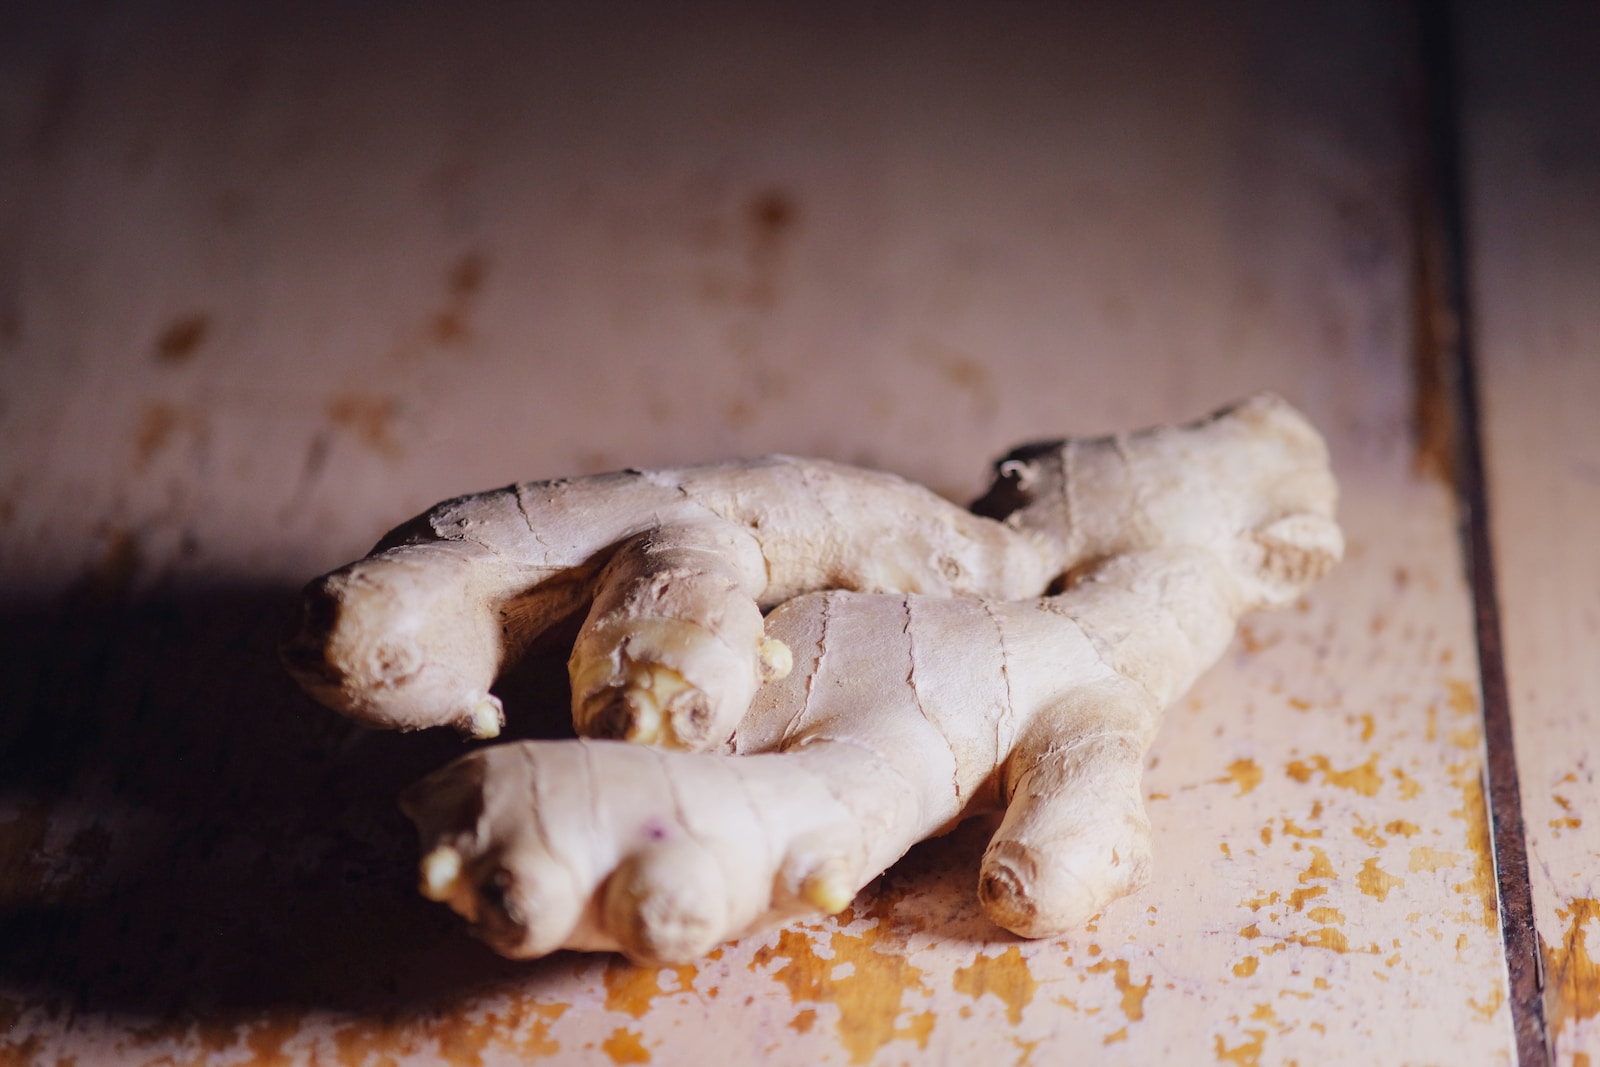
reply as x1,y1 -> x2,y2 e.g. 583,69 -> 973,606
397,395 -> 1344,963
284,453 -> 1067,746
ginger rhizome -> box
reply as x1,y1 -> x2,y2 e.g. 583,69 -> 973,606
284,453 -> 1068,747
390,395 -> 1343,963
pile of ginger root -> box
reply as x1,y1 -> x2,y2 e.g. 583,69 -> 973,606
282,393 -> 1342,965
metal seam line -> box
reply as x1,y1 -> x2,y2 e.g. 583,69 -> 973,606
1415,1 -> 1549,1063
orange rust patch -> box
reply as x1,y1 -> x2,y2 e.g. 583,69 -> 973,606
1240,923 -> 1262,940
1286,755 -> 1383,797
789,1008 -> 818,1034
1545,897 -> 1600,1038
1446,678 -> 1478,717
602,960 -> 697,1018
1392,768 -> 1424,799
1104,1027 -> 1128,1045
1288,927 -> 1349,952
1467,985 -> 1506,1023
1384,820 -> 1420,837
1288,885 -> 1327,912
1298,847 -> 1336,884
1220,758 -> 1263,796
1352,819 -> 1387,849
327,393 -> 402,458
750,925 -> 929,1064
1408,847 -> 1462,873
1307,907 -> 1346,925
1241,891 -> 1279,911
601,1027 -> 651,1064
1281,818 -> 1321,839
1085,959 -> 1152,1023
1356,858 -> 1404,902
1449,767 -> 1498,930
1214,1029 -> 1267,1066
951,946 -> 1037,1025
328,997 -> 569,1065
1233,956 -> 1259,978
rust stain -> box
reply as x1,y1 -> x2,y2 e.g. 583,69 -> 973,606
428,253 -> 488,346
329,998 -> 568,1065
789,1009 -> 818,1034
1352,819 -> 1387,848
601,1027 -> 651,1064
1385,819 -> 1420,837
327,393 -> 402,459
1287,926 -> 1348,952
1392,768 -> 1424,799
1219,759 -> 1263,796
1446,678 -> 1478,716
1241,891 -> 1279,912
1232,956 -> 1259,977
1239,923 -> 1262,940
1103,1027 -> 1128,1045
1449,767 -> 1498,930
242,1016 -> 299,1066
1545,897 -> 1600,1038
1085,959 -> 1152,1023
1356,858 -> 1405,902
1297,847 -> 1337,884
1214,1029 -> 1267,1067
1286,755 -> 1383,797
1288,885 -> 1327,911
1467,985 -> 1506,1023
1357,713 -> 1375,743
952,946 -> 1037,1025
134,401 -> 209,469
750,924 -> 930,1064
1281,817 -> 1321,839
1306,906 -> 1346,925
1409,194 -> 1457,484
155,313 -> 210,363
1408,846 -> 1462,873
602,959 -> 697,1018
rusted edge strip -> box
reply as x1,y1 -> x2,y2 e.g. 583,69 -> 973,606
1413,1 -> 1549,1063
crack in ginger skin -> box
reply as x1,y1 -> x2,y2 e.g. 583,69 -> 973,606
385,397 -> 1346,965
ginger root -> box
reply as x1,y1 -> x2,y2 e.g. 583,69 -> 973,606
284,453 -> 1068,746
395,395 -> 1343,963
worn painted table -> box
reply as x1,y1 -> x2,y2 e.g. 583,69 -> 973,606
1,2 -> 1593,1064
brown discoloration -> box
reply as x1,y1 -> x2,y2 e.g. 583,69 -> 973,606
788,1008 -> 817,1034
1214,1029 -> 1267,1066
134,402 -> 209,469
1286,755 -> 1383,797
1546,897 -> 1600,1040
1449,767 -> 1498,930
952,946 -> 1037,1025
750,925 -> 929,1064
326,393 -> 402,459
601,1027 -> 651,1064
1232,956 -> 1258,977
1287,886 -> 1327,912
1408,846 -> 1462,873
155,314 -> 210,364
602,960 -> 698,1018
1356,858 -> 1404,902
1219,758 -> 1262,796
1297,847 -> 1336,884
1085,959 -> 1152,1023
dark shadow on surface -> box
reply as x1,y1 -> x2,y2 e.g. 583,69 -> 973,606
0,582 -> 582,1020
